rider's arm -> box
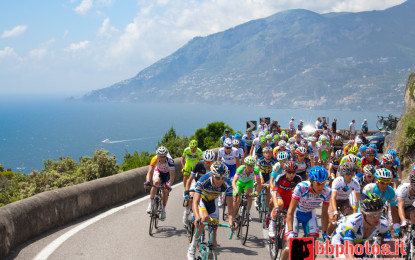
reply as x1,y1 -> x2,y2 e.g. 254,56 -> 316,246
321,202 -> 330,234
225,195 -> 235,228
169,169 -> 175,187
330,190 -> 338,216
353,192 -> 360,213
286,199 -> 299,232
181,155 -> 186,169
192,192 -> 202,221
186,174 -> 195,191
232,176 -> 239,194
397,198 -> 407,224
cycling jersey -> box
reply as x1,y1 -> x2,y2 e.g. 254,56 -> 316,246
317,141 -> 331,160
362,183 -> 397,207
392,157 -> 401,169
396,183 -> 415,207
353,173 -> 375,190
332,140 -> 343,153
220,135 -> 233,146
191,161 -> 208,182
273,174 -> 302,209
331,176 -> 360,200
361,157 -> 380,169
329,158 -> 340,172
182,147 -> 203,173
257,156 -> 277,183
271,162 -> 284,180
254,146 -> 265,159
295,158 -> 311,180
331,213 -> 392,245
292,181 -> 331,213
218,147 -> 240,166
150,155 -> 175,173
195,174 -> 233,202
242,134 -> 254,146
309,144 -> 319,158
234,165 -> 260,195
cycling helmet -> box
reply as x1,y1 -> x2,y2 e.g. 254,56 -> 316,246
234,133 -> 242,140
232,139 -> 240,146
246,128 -> 252,133
300,140 -> 307,147
336,129 -> 341,134
281,131 -> 286,135
366,148 -> 376,155
308,136 -> 317,142
156,146 -> 168,156
346,154 -> 358,164
263,146 -> 273,153
308,166 -> 328,182
296,147 -> 307,155
288,137 -> 295,144
278,140 -> 287,147
224,129 -> 230,134
339,162 -> 356,175
260,137 -> 267,144
273,135 -> 280,142
348,146 -> 358,155
363,164 -> 376,175
224,138 -> 232,147
360,192 -> 384,212
375,168 -> 392,180
281,133 -> 288,140
388,149 -> 397,157
335,150 -> 344,159
382,154 -> 394,163
369,143 -> 378,150
189,140 -> 198,148
277,151 -> 289,161
320,135 -> 327,142
258,132 -> 265,138
210,161 -> 229,178
266,134 -> 273,140
203,150 -> 216,162
359,145 -> 368,152
284,161 -> 298,172
264,131 -> 269,135
410,170 -> 415,184
335,135 -> 342,141
244,156 -> 256,166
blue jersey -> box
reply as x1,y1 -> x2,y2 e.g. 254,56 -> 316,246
195,174 -> 233,202
362,183 -> 397,207
220,135 -> 234,146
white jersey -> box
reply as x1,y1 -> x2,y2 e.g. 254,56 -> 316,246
396,183 -> 415,207
292,181 -> 331,213
331,176 -> 360,200
237,147 -> 244,158
218,147 -> 240,165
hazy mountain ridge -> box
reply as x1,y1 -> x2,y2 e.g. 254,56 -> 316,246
82,0 -> 415,111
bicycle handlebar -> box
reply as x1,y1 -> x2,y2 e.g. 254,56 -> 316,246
145,184 -> 171,190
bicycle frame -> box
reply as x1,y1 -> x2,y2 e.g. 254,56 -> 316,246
194,221 -> 233,260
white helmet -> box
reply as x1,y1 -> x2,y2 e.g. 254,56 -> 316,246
224,138 -> 232,147
346,154 -> 357,164
203,150 -> 216,162
232,139 -> 240,146
278,140 -> 287,147
288,137 -> 295,144
375,168 -> 392,180
156,146 -> 168,156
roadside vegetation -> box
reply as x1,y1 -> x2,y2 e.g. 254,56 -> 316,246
0,121 -> 231,207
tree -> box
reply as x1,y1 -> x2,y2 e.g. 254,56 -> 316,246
191,121 -> 234,150
78,149 -> 119,181
157,126 -> 189,158
120,151 -> 154,172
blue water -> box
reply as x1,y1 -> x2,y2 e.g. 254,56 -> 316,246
0,96 -> 401,173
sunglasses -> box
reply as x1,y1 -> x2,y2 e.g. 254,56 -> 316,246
344,172 -> 355,176
286,171 -> 296,174
384,162 -> 392,165
225,147 -> 232,150
364,211 -> 383,217
366,174 -> 374,178
377,179 -> 391,185
214,176 -> 226,180
367,154 -> 374,157
313,181 -> 326,186
298,154 -> 305,157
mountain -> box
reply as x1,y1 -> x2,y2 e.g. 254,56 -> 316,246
82,0 -> 415,111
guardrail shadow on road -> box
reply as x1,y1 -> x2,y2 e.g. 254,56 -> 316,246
218,246 -> 259,256
241,234 -> 267,248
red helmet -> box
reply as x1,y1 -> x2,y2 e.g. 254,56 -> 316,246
284,161 -> 298,173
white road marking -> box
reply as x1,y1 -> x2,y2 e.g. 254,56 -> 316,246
34,182 -> 182,260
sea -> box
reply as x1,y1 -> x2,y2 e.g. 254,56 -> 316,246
0,95 -> 402,173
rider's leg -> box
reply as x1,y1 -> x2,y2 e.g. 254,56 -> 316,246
246,187 -> 253,211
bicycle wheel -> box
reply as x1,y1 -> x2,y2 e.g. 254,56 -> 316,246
149,200 -> 158,236
240,207 -> 250,245
376,120 -> 384,130
258,195 -> 264,223
186,219 -> 194,243
154,198 -> 161,229
222,195 -> 227,221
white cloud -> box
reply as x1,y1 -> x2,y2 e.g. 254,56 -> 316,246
97,18 -> 119,38
1,25 -> 28,39
74,0 -> 93,14
0,47 -> 16,58
28,38 -> 56,59
66,41 -> 90,52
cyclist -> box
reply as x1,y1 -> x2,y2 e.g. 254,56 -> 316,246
328,150 -> 343,184
356,144 -> 367,159
380,154 -> 399,188
232,139 -> 245,164
144,146 -> 175,221
234,133 -> 247,157
340,153 -> 362,173
281,166 -> 331,260
332,135 -> 343,154
360,147 -> 380,169
183,150 -> 215,226
219,129 -> 233,147
187,161 -> 236,260
343,140 -> 354,156
354,164 -> 376,191
330,193 -> 394,258
362,168 -> 401,236
387,149 -> 402,184
266,134 -> 274,146
269,135 -> 279,150
327,162 -> 361,235
294,147 -> 311,181
242,128 -> 254,156
270,151 -> 290,185
289,117 -> 295,137
269,161 -> 302,237
317,135 -> 331,169
254,136 -> 268,160
368,143 -> 379,158
308,136 -> 319,167
397,168 -> 415,232
181,140 -> 203,189
232,156 -> 261,220
273,140 -> 288,158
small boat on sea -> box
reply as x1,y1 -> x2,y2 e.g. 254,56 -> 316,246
102,139 -> 111,143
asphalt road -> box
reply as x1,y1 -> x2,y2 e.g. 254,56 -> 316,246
7,182 -> 276,260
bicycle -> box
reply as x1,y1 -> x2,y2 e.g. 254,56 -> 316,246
376,114 -> 400,131
235,193 -> 256,245
146,184 -> 170,236
368,232 -> 382,258
400,223 -> 415,260
221,194 -> 228,221
268,209 -> 287,260
257,184 -> 270,228
184,197 -> 195,243
194,220 -> 234,260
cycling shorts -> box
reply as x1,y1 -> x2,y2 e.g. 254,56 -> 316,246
233,179 -> 254,196
183,164 -> 195,176
275,191 -> 292,210
261,173 -> 271,184
153,169 -> 170,185
285,209 -> 319,237
224,163 -> 237,179
328,199 -> 352,216
199,198 -> 219,220
321,150 -> 328,160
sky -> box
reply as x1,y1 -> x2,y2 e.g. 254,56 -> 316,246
0,0 -> 407,97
